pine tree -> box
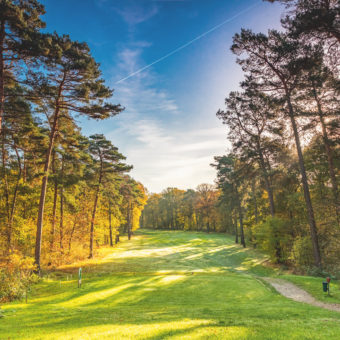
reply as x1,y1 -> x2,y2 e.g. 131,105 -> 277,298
0,0 -> 46,135
88,134 -> 132,258
232,29 -> 322,267
31,34 -> 123,270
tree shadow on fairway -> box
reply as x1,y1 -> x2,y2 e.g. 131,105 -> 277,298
59,229 -> 275,278
2,230 -> 340,339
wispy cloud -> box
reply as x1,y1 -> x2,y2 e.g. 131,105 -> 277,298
113,46 -> 180,117
104,41 -> 228,192
116,5 -> 159,26
116,1 -> 261,83
107,119 -> 228,192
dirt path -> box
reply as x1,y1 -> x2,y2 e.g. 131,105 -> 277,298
264,277 -> 340,312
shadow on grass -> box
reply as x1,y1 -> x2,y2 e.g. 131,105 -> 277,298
2,230 -> 339,339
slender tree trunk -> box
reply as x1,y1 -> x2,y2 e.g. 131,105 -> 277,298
23,155 -> 27,219
128,202 -> 132,240
257,140 -> 275,217
2,132 -> 10,223
0,20 -> 5,136
68,222 -> 76,254
59,156 -> 64,253
234,215 -> 239,244
89,159 -> 103,258
109,202 -> 113,247
7,144 -> 22,251
251,177 -> 259,224
50,152 -> 57,252
235,188 -> 246,248
287,96 -> 321,268
35,75 -> 65,271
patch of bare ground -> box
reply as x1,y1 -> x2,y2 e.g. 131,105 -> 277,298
264,277 -> 340,312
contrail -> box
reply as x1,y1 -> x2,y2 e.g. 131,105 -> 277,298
116,2 -> 260,84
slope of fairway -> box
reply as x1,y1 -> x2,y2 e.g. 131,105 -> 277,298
1,229 -> 340,340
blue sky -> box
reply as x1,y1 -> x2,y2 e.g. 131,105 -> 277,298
41,0 -> 284,193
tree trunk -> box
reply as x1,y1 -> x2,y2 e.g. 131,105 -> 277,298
257,140 -> 275,217
251,177 -> 259,224
35,75 -> 65,271
128,202 -> 132,240
1,132 -> 10,224
50,152 -> 57,252
7,144 -> 22,251
59,156 -> 64,253
235,188 -> 246,248
109,202 -> 113,247
89,159 -> 103,259
287,97 -> 321,268
68,222 -> 76,254
0,20 -> 5,136
234,215 -> 239,244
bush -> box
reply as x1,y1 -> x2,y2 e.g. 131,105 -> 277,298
252,217 -> 293,264
290,236 -> 314,268
0,252 -> 38,302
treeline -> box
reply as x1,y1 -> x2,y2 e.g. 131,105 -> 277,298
0,0 -> 147,274
144,0 -> 340,273
142,185 -> 226,232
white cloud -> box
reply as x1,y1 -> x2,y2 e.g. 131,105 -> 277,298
116,5 -> 159,26
106,117 -> 228,193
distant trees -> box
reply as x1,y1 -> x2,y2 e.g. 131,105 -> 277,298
142,185 -> 224,233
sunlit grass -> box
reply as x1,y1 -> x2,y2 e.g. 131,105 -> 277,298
1,229 -> 340,339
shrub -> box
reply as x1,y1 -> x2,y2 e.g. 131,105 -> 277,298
252,217 -> 293,264
290,236 -> 314,268
0,252 -> 38,302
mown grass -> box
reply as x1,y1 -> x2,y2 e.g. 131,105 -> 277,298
281,274 -> 340,304
1,229 -> 340,339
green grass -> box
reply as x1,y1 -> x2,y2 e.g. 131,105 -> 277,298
1,229 -> 340,339
281,274 -> 340,304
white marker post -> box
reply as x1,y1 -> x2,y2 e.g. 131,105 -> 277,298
78,268 -> 82,288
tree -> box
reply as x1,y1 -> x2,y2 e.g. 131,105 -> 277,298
0,0 -> 46,135
265,0 -> 340,43
195,184 -> 217,232
296,60 -> 340,221
232,29 -> 322,267
31,34 -> 123,270
218,89 -> 284,218
213,155 -> 246,248
88,134 -> 131,258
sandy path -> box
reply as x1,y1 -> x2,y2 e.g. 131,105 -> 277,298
264,277 -> 340,312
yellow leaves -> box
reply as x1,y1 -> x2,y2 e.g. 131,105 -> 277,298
5,250 -> 36,274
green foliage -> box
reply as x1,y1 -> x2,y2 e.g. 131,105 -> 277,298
253,217 -> 292,263
143,185 -> 223,233
291,236 -> 315,268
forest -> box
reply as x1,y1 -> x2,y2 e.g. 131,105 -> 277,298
142,0 -> 340,273
0,0 -> 147,299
